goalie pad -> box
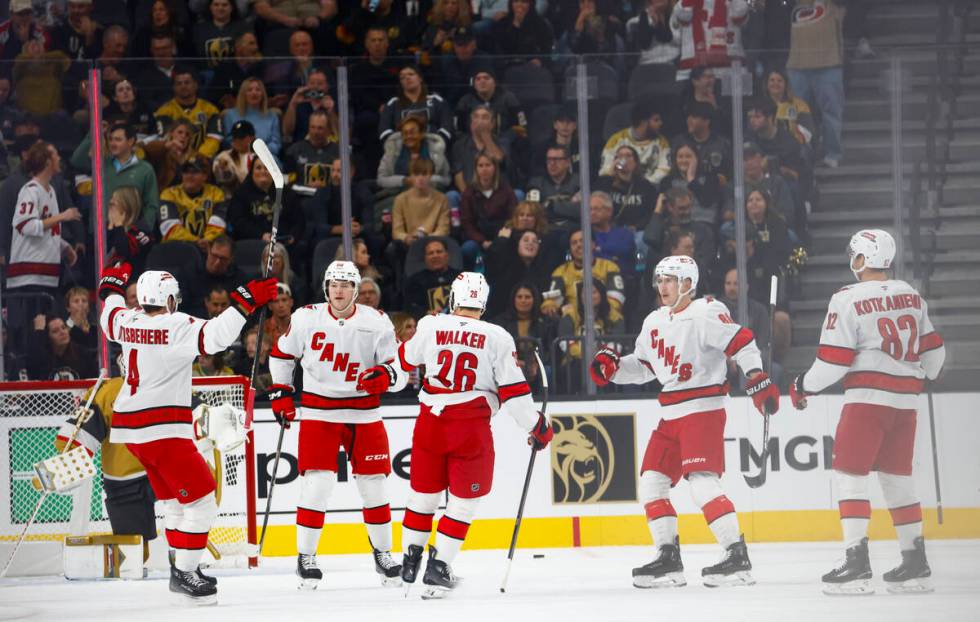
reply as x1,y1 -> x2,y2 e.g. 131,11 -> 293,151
193,403 -> 248,453
34,445 -> 96,493
64,535 -> 144,580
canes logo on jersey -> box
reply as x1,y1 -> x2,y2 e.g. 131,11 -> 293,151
310,333 -> 360,381
649,328 -> 693,381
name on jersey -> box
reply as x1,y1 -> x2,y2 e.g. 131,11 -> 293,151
435,330 -> 486,349
853,294 -> 921,316
310,333 -> 360,381
118,327 -> 170,345
650,328 -> 693,381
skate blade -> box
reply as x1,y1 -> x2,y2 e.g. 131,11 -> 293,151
886,577 -> 934,594
298,578 -> 321,591
420,585 -> 451,600
703,571 -> 755,588
380,574 -> 403,587
823,579 -> 875,596
633,572 -> 687,589
170,592 -> 217,607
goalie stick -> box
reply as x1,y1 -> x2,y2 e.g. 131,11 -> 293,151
744,275 -> 778,489
1,373 -> 108,578
500,348 -> 549,593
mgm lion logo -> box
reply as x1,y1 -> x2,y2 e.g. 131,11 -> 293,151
551,415 -> 615,504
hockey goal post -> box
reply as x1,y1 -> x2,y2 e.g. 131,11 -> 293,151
0,376 -> 258,576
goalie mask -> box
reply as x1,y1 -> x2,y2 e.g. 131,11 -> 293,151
449,272 -> 490,313
847,229 -> 895,280
136,270 -> 182,312
654,255 -> 698,308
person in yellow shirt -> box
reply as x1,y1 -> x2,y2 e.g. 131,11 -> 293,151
541,229 -> 625,319
154,68 -> 223,159
159,158 -> 228,249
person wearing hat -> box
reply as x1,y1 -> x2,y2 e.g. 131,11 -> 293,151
1,0 -> 50,77
599,100 -> 671,186
488,0 -> 554,70
158,157 -> 228,251
453,66 -> 526,139
213,119 -> 255,192
435,26 -> 493,107
49,0 -> 104,62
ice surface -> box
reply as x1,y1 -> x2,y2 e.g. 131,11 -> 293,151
1,540 -> 978,622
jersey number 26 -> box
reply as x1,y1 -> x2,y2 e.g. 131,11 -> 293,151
434,350 -> 478,392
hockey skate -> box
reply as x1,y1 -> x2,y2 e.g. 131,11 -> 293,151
373,548 -> 403,587
822,538 -> 874,595
883,537 -> 933,594
169,549 -> 217,586
169,565 -> 217,606
401,544 -> 424,596
296,553 -> 323,590
702,535 -> 755,587
632,536 -> 686,588
420,546 -> 458,600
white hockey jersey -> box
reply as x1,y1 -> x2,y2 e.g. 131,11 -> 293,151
397,313 -> 538,431
8,180 -> 69,289
611,297 -> 764,420
100,294 -> 247,444
800,279 -> 945,409
269,303 -> 407,424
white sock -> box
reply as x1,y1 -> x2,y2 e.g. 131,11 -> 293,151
639,471 -> 677,549
688,472 -> 740,549
403,490 -> 441,551
173,494 -> 217,572
880,472 -> 922,551
296,470 -> 336,556
835,470 -> 871,549
434,494 -> 479,565
356,474 -> 392,551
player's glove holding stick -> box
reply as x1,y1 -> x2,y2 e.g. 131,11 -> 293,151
97,261 -> 132,300
589,347 -> 620,387
745,371 -> 780,416
267,384 -> 296,429
357,364 -> 395,395
529,412 -> 554,450
789,374 -> 810,410
231,278 -> 279,316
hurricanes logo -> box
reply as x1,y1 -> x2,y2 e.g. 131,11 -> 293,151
551,415 -> 615,503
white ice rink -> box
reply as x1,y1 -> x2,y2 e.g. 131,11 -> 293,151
1,540 -> 978,622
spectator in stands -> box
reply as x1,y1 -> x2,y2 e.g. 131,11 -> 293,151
263,282 -> 294,346
593,145 -> 660,231
720,188 -> 793,308
460,153 -> 518,268
285,110 -> 337,187
358,277 -> 383,310
528,144 -> 580,231
659,141 -> 725,224
0,0 -> 50,79
682,66 -> 731,136
454,68 -> 526,140
390,158 -> 451,253
339,0 -> 419,56
491,0 -> 555,69
125,282 -> 139,308
473,0 -> 548,41
745,98 -> 807,214
335,237 -> 386,290
134,34 -> 179,111
197,234 -> 247,297
222,77 -> 281,156
542,229 -> 625,319
66,25 -> 129,114
786,0 -> 845,168
717,266 -> 786,386
154,67 -> 223,160
281,68 -> 338,145
644,187 -> 717,279
234,326 -> 272,389
131,0 -> 189,60
558,278 -> 624,389
305,158 -> 375,247
451,105 -> 514,195
530,105 -> 580,177
26,315 -> 99,381
404,238 -> 460,318
379,64 -> 454,146
107,186 -> 154,275
142,118 -> 194,190
12,40 -> 70,118
64,286 -> 97,352
377,116 -> 451,191
158,157 -> 227,248
0,78 -> 17,145
627,0 -> 680,66
349,26 -> 399,163
673,101 -> 731,185
590,191 -> 636,275
568,0 -> 624,74
104,79 -> 156,141
192,0 -> 244,70
743,141 -> 797,233
436,26 -> 493,107
485,228 -> 551,317
213,120 -> 254,192
600,102 -> 671,186
210,31 -> 266,109
503,199 -> 549,240
673,0 -> 749,80
491,282 -> 557,374
70,122 -> 160,232
264,29 -> 321,108
51,0 -> 104,62
193,352 -> 235,376
421,0 -> 474,58
261,241 -> 307,304
765,68 -> 815,145
203,284 -> 231,318
227,158 -> 305,251
253,0 -> 335,37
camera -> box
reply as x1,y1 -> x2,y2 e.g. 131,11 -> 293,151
305,89 -> 326,99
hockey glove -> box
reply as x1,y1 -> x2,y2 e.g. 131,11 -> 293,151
357,364 -> 395,395
529,412 -> 554,451
589,347 -> 620,387
98,262 -> 132,300
789,374 -> 810,411
231,278 -> 278,316
267,384 -> 296,429
745,372 -> 780,416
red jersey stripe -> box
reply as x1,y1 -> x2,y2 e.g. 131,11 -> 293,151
7,262 -> 60,277
724,327 -> 755,357
107,305 -> 125,341
843,371 -> 924,395
113,407 -> 193,429
839,499 -> 871,519
300,392 -> 380,410
817,344 -> 857,366
397,340 -> 414,372
918,332 -> 944,354
269,343 -> 295,360
658,382 -> 730,406
498,381 -> 531,403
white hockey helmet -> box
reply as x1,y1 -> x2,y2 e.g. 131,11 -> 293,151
847,229 -> 896,279
136,270 -> 181,311
322,260 -> 361,292
449,272 -> 490,312
654,255 -> 699,295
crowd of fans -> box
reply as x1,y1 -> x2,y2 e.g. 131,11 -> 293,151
0,0 -> 869,390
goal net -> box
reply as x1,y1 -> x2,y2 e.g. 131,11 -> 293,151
0,376 -> 257,576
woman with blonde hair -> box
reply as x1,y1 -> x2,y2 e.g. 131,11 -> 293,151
421,0 -> 474,57
222,77 -> 282,155
261,241 -> 307,304
335,238 -> 383,285
765,68 -> 815,145
107,187 -> 154,274
502,200 -> 548,238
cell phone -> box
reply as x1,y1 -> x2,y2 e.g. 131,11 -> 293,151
368,0 -> 380,12
306,89 -> 326,99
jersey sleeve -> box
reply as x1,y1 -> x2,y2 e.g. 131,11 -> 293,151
398,315 -> 431,372
541,270 -> 566,313
917,299 -> 946,381
612,331 -> 658,384
205,192 -> 228,240
491,329 -> 538,432
604,262 -> 626,310
801,292 -> 857,394
12,185 -> 44,237
172,307 -> 247,358
269,309 -> 304,388
375,313 -> 408,393
158,190 -> 191,241
703,300 -> 764,376
99,294 -> 133,343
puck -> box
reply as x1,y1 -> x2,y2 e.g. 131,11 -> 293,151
533,554 -> 545,559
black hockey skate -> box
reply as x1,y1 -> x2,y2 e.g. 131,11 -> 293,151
632,536 -> 686,588
883,537 -> 933,594
373,548 -> 403,587
401,544 -> 424,595
296,553 -> 323,590
822,537 -> 874,595
702,535 -> 755,587
421,546 -> 459,600
169,549 -> 217,586
169,565 -> 217,606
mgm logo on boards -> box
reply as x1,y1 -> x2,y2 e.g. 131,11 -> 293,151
550,413 -> 637,504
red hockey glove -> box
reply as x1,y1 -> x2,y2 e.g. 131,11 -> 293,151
589,347 -> 620,387
789,374 -> 810,411
357,364 -> 395,395
98,261 -> 132,300
529,412 -> 554,451
267,384 -> 296,429
745,372 -> 780,416
231,278 -> 278,315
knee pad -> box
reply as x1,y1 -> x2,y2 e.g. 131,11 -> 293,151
355,474 -> 388,508
160,498 -> 183,530
687,471 -> 725,508
181,492 -> 218,532
834,470 -> 869,501
300,469 -> 338,511
406,490 -> 442,515
444,494 -> 480,524
879,472 -> 917,508
639,471 -> 671,504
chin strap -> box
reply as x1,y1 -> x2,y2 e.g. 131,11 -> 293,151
329,292 -> 358,316
669,284 -> 695,310
850,256 -> 866,281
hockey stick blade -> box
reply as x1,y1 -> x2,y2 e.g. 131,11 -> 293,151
744,276 -> 778,490
743,415 -> 770,489
252,138 -> 284,189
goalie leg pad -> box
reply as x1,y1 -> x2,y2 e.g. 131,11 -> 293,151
172,493 -> 217,572
104,476 -> 158,542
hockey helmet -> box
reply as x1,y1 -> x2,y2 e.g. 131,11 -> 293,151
322,260 -> 361,292
847,229 -> 895,279
654,255 -> 699,295
449,272 -> 490,312
136,270 -> 181,311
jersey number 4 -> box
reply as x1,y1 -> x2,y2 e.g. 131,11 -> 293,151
434,350 -> 478,392
126,350 -> 140,395
878,315 -> 919,362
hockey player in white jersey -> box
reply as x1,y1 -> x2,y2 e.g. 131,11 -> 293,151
267,260 -> 408,590
790,230 -> 945,595
98,262 -> 277,604
589,256 -> 780,588
395,272 -> 554,599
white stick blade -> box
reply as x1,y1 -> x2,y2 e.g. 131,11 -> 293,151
252,139 -> 284,189
769,275 -> 778,306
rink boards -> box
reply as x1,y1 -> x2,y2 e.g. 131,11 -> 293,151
251,393 -> 980,556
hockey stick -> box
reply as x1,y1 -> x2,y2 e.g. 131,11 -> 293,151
500,348 -> 549,594
744,275 -> 778,489
926,387 -> 943,525
1,373 -> 107,578
248,139 -> 285,556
